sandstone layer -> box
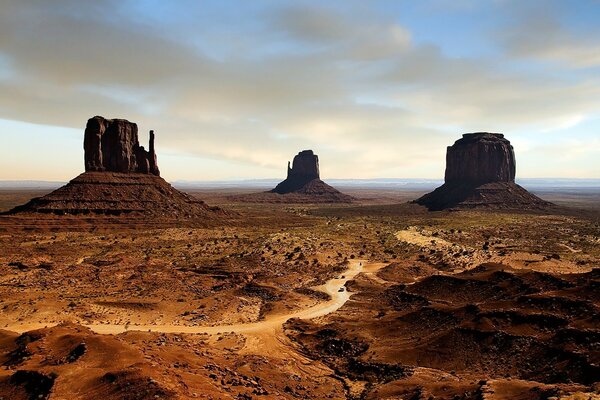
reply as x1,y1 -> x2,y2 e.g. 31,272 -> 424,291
445,133 -> 515,184
7,172 -> 219,218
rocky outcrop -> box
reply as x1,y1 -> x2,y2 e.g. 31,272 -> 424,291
272,150 -> 320,194
229,150 -> 351,203
6,117 -> 224,220
84,116 -> 159,176
445,133 -> 515,184
254,150 -> 354,203
416,133 -> 550,210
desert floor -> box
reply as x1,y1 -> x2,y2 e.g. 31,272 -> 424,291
0,187 -> 598,399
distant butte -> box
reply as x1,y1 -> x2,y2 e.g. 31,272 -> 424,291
272,150 -> 321,194
415,132 -> 551,210
268,150 -> 353,202
229,150 -> 353,203
6,116 -> 223,219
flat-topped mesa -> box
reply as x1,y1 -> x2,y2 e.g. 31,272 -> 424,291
84,116 -> 160,176
415,132 -> 550,210
272,150 -> 320,194
445,132 -> 515,185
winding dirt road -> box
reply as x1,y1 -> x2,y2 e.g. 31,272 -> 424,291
7,260 -> 384,337
86,259 -> 378,335
5,260 -> 386,398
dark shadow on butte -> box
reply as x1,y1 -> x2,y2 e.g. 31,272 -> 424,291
415,132 -> 551,211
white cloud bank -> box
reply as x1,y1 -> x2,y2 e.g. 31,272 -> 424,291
0,0 -> 599,180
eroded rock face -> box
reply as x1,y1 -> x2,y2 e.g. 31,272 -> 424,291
415,132 -> 550,210
288,150 -> 320,182
84,116 -> 159,176
4,116 -> 228,219
272,150 -> 320,194
445,133 -> 515,185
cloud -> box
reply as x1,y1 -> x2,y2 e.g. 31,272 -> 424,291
269,4 -> 411,60
0,0 -> 212,88
498,12 -> 600,68
0,1 -> 599,180
515,134 -> 600,178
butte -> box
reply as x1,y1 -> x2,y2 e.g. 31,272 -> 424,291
269,150 -> 353,202
6,116 -> 223,220
234,150 -> 352,203
415,132 -> 551,210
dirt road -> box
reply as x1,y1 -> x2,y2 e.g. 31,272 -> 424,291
8,259 -> 383,336
87,259 -> 373,335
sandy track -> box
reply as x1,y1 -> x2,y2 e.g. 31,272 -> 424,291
86,259 -> 370,335
0,259 -> 377,337
396,227 -> 454,249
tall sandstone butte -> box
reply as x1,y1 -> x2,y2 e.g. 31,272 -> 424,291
445,133 -> 515,184
272,150 -> 320,193
261,150 -> 353,203
6,116 -> 221,220
416,132 -> 549,210
84,116 -> 159,176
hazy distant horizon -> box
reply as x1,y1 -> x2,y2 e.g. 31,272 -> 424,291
2,177 -> 599,191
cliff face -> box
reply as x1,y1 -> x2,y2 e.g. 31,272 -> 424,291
272,150 -> 321,194
84,116 -> 159,176
6,116 -> 228,220
288,150 -> 320,182
416,132 -> 550,211
445,133 -> 515,185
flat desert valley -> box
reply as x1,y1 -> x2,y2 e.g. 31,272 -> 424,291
0,184 -> 598,400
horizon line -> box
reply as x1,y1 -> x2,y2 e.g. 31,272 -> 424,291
1,177 -> 599,184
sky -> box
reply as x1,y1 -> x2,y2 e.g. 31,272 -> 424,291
0,0 -> 599,181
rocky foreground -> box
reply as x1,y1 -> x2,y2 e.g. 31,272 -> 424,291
0,200 -> 598,399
